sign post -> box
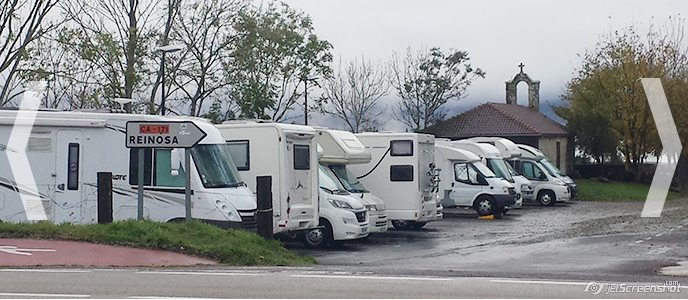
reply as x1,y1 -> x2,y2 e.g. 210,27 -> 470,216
125,121 -> 207,222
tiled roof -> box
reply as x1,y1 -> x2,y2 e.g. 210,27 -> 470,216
424,102 -> 567,138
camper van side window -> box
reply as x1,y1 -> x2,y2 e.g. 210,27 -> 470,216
294,144 -> 310,170
129,149 -> 153,186
390,165 -> 414,181
226,140 -> 250,171
67,143 -> 79,190
390,140 -> 413,156
454,163 -> 469,182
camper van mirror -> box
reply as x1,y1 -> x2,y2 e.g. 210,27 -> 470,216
170,148 -> 183,176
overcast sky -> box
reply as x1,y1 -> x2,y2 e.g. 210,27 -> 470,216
282,0 -> 686,130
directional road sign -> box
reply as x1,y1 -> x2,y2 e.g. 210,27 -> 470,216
125,121 -> 207,148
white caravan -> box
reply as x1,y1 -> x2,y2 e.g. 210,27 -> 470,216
439,140 -> 524,210
510,144 -> 573,205
349,132 -> 442,230
435,145 -> 516,216
215,121 -> 319,235
465,137 -> 535,202
0,110 -> 256,227
315,128 -> 389,233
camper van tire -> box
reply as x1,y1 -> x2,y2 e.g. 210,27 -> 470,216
411,221 -> 427,229
537,190 -> 557,206
301,218 -> 333,248
391,220 -> 412,230
473,195 -> 500,217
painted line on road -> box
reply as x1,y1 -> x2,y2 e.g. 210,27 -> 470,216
0,292 -> 90,298
130,297 -> 229,300
490,279 -> 590,286
136,271 -> 261,276
290,274 -> 452,281
0,269 -> 91,273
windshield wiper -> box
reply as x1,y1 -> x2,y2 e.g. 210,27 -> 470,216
228,181 -> 247,188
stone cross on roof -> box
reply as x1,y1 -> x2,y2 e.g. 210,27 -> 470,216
518,62 -> 525,73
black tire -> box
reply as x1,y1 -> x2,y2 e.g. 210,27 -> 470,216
473,195 -> 495,216
502,209 -> 509,215
410,221 -> 427,229
537,190 -> 557,206
391,220 -> 413,230
301,218 -> 332,248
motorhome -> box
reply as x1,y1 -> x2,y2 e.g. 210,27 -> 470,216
510,144 -> 574,205
435,145 -> 516,216
348,132 -> 442,230
439,140 -> 524,210
315,128 -> 389,233
215,121 -> 319,235
0,110 -> 256,227
465,137 -> 535,203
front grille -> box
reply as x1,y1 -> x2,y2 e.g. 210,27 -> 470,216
238,210 -> 257,230
355,211 -> 366,223
375,221 -> 388,227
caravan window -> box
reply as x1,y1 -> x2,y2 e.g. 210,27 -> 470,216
521,161 -> 544,180
129,149 -> 153,186
67,143 -> 80,190
226,140 -> 250,171
129,149 -> 186,187
454,163 -> 469,182
294,144 -> 310,170
390,165 -> 414,181
390,140 -> 413,156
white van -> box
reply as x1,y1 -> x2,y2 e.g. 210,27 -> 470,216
215,121 -> 319,235
435,145 -> 516,217
348,132 -> 442,230
465,137 -> 535,202
315,128 -> 389,233
510,144 -> 573,205
440,140 -> 524,210
0,110 -> 256,227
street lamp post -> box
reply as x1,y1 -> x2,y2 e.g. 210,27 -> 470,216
157,44 -> 184,115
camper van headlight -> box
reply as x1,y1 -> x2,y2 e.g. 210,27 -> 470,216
329,199 -> 353,210
521,184 -> 534,192
502,186 -> 509,193
217,200 -> 241,222
365,204 -> 378,212
553,178 -> 566,186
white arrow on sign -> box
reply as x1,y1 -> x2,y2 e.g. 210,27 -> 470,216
641,78 -> 683,217
0,246 -> 56,256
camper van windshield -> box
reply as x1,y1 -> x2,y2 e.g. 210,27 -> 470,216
540,158 -> 564,176
190,144 -> 244,188
329,165 -> 368,193
318,165 -> 349,195
472,162 -> 496,178
486,159 -> 514,182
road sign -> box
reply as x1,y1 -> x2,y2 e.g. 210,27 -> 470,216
125,121 -> 207,148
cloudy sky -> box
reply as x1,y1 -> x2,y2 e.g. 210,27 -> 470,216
282,0 -> 686,130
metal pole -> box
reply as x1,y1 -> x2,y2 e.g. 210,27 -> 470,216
161,51 -> 166,115
137,148 -> 144,221
256,176 -> 273,238
304,80 -> 308,125
185,149 -> 192,221
97,172 -> 113,224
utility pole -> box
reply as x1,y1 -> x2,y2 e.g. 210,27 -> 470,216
304,80 -> 308,125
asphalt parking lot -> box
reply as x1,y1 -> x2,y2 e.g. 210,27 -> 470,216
289,199 -> 688,282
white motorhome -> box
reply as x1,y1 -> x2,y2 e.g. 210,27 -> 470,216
465,137 -> 535,202
510,144 -> 574,205
0,110 -> 256,227
215,121 -> 319,235
315,128 -> 389,233
435,145 -> 516,216
348,132 -> 442,230
439,140 -> 524,210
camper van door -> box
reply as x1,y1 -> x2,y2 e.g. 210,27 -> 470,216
54,130 -> 83,223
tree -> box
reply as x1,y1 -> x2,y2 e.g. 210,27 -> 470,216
226,2 -> 332,121
169,0 -> 242,117
0,0 -> 61,105
317,57 -> 388,133
558,21 -> 688,181
390,47 -> 485,132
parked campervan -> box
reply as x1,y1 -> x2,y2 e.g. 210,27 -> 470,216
435,145 -> 516,216
215,121 -> 319,235
438,140 -> 524,210
465,137 -> 535,202
315,128 -> 389,233
348,132 -> 442,229
0,110 -> 256,227
510,144 -> 574,205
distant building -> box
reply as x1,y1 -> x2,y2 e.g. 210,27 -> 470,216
424,64 -> 572,173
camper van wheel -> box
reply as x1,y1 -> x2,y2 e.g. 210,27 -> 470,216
391,220 -> 413,230
537,190 -> 556,206
410,221 -> 427,229
301,218 -> 332,248
473,195 -> 495,216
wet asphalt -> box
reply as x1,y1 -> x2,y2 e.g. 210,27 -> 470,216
288,199 -> 688,283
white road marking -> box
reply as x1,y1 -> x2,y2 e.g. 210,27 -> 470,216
656,233 -> 664,237
0,246 -> 56,256
290,274 -> 451,281
130,297 -> 228,300
136,271 -> 261,276
0,292 -> 90,298
645,237 -> 652,240
490,279 -> 590,286
635,240 -> 645,244
0,269 -> 90,273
